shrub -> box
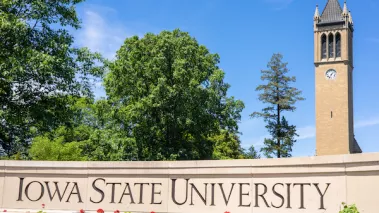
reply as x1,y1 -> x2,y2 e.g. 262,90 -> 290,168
340,202 -> 359,213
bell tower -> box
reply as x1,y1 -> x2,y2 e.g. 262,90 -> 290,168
314,0 -> 361,155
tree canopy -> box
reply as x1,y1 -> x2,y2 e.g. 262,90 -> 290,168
0,0 -> 104,156
104,29 -> 245,160
1,0 -> 302,161
251,53 -> 304,158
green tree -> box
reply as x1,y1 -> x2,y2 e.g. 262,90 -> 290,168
79,99 -> 138,161
83,128 -> 138,161
0,0 -> 104,156
243,145 -> 261,159
29,98 -> 139,161
29,136 -> 86,161
209,130 -> 244,160
29,126 -> 88,161
105,29 -> 244,161
251,53 -> 304,158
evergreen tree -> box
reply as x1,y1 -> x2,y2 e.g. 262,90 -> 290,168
243,145 -> 261,159
251,53 -> 304,158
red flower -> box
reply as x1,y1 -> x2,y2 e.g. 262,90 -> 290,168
97,209 -> 104,213
42,204 -> 45,208
151,212 -> 155,213
3,210 -> 7,212
80,209 -> 85,213
225,211 -> 230,213
114,210 -> 120,213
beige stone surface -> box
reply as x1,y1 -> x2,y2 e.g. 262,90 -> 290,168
2,175 -> 88,211
0,176 -> 4,208
252,174 -> 346,213
346,171 -> 379,213
167,175 -> 252,213
0,153 -> 378,213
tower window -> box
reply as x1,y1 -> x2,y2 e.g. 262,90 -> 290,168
321,34 -> 327,59
329,33 -> 334,58
336,33 -> 341,57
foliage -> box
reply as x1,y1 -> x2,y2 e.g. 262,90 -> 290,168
210,130 -> 245,160
251,53 -> 304,158
0,0 -> 105,157
29,98 -> 139,161
83,128 -> 138,161
1,0 -> 245,161
243,145 -> 261,159
104,29 -> 244,161
80,99 -> 139,161
260,116 -> 297,158
339,203 -> 360,213
29,126 -> 88,161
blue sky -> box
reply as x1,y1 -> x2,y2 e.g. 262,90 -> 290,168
72,0 -> 379,157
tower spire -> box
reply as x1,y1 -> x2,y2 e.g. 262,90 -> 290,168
349,11 -> 353,25
314,4 -> 320,20
319,0 -> 343,24
342,0 -> 349,17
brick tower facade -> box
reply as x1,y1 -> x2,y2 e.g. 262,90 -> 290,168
313,0 -> 361,155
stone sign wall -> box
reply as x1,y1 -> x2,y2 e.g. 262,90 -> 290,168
1,153 -> 379,213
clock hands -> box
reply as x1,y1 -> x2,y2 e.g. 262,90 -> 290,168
325,70 -> 336,80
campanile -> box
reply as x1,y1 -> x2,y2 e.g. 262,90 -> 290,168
313,0 -> 361,155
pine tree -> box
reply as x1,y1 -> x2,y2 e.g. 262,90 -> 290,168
251,53 -> 304,158
243,145 -> 261,159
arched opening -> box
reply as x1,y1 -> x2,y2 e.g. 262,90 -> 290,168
328,33 -> 334,58
321,34 -> 327,59
336,33 -> 341,57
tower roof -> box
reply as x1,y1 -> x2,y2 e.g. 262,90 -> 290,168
319,0 -> 343,24
342,1 -> 349,16
314,5 -> 320,20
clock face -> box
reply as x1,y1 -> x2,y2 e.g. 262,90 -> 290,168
325,69 -> 337,80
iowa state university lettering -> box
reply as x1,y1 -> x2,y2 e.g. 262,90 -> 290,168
16,178 -> 331,210
17,178 -> 83,203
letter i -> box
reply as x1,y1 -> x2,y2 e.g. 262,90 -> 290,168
17,178 -> 25,201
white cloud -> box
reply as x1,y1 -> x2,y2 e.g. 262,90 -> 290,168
241,135 -> 269,149
241,125 -> 315,148
75,6 -> 135,60
73,5 -> 148,99
296,126 -> 315,140
355,117 -> 379,128
246,116 -> 379,145
239,119 -> 269,149
294,117 -> 379,141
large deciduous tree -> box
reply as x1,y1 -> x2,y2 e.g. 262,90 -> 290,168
251,53 -> 304,158
105,29 -> 245,161
28,97 -> 138,161
0,0 -> 104,156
